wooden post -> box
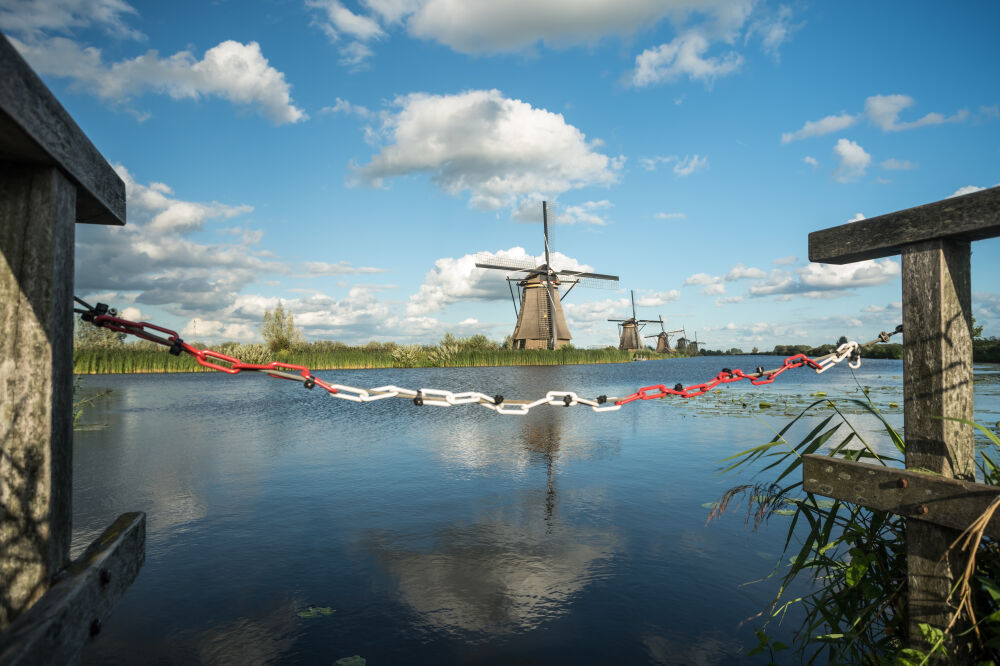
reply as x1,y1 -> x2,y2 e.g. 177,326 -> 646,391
807,185 -> 1000,649
1,28 -> 141,661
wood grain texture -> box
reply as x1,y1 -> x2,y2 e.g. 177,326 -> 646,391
0,513 -> 146,666
0,31 -> 124,226
802,455 -> 1000,538
0,166 -> 76,630
808,186 -> 1000,264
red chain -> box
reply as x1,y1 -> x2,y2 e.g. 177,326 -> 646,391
91,313 -> 339,394
614,354 -> 823,406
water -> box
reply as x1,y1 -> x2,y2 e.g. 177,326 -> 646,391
72,357 -> 1000,664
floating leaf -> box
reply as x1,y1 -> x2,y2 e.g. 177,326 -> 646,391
812,392 -> 826,397
759,402 -> 772,408
334,657 -> 366,666
889,402 -> 899,408
701,502 -> 719,509
773,509 -> 796,516
297,605 -> 336,618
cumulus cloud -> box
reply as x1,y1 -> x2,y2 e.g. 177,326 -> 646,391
748,259 -> 900,298
307,0 -> 385,68
0,0 -> 142,39
355,90 -> 621,210
640,155 -> 675,171
9,37 -> 306,124
947,184 -> 1000,199
321,97 -> 373,118
881,158 -> 916,171
832,138 -> 870,183
636,290 -> 680,307
673,154 -> 708,176
304,261 -> 389,275
781,113 -> 857,144
864,94 -> 967,132
406,247 -> 594,315
803,156 -> 818,167
781,94 -> 967,143
848,213 -> 865,223
772,255 -> 797,266
631,31 -> 742,87
684,272 -> 724,295
725,263 -> 766,280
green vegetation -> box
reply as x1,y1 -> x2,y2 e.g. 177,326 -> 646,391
73,331 -> 668,374
713,399 -> 1000,663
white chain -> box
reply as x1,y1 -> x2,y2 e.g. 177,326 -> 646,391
815,341 -> 862,373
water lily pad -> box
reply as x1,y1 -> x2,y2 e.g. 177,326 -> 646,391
812,392 -> 826,397
297,605 -> 335,618
759,402 -> 772,408
335,657 -> 366,666
889,402 -> 899,408
701,502 -> 719,509
773,509 -> 796,516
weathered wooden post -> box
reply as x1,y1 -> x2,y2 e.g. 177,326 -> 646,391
0,30 -> 145,663
805,185 -> 1000,650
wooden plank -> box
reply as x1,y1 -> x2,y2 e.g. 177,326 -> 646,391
0,166 -> 76,630
808,186 -> 1000,264
0,32 -> 124,226
802,455 -> 1000,539
900,238 -> 975,648
0,512 -> 146,666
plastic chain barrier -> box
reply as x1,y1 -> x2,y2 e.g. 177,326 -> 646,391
73,298 -> 901,417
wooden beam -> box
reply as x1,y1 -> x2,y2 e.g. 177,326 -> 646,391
1,166 -> 76,629
802,455 -> 1000,539
0,513 -> 145,666
808,186 -> 1000,264
0,31 -> 124,226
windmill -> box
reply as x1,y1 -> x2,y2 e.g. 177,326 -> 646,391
644,316 -> 686,353
475,201 -> 619,350
608,290 -> 660,351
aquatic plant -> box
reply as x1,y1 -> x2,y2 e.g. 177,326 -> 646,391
712,399 -> 1000,664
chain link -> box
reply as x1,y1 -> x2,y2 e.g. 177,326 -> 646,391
74,298 -> 901,416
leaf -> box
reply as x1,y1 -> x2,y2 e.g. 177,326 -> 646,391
297,605 -> 336,618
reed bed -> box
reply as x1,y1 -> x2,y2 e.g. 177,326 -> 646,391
74,344 -> 665,374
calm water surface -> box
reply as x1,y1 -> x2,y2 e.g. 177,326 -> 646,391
73,357 -> 1000,665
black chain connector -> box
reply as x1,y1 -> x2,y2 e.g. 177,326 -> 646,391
414,390 -> 424,406
562,395 -> 572,406
494,394 -> 504,405
168,338 -> 184,356
303,375 -> 316,390
673,383 -> 683,392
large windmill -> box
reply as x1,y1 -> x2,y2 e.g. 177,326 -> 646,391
644,316 -> 686,353
475,201 -> 619,350
608,290 -> 660,351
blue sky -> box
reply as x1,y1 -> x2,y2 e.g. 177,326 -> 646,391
4,0 -> 999,349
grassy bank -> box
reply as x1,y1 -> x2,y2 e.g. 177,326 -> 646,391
73,342 -> 668,374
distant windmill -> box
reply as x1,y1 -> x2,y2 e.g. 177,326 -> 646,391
475,201 -> 619,349
608,290 -> 660,351
644,316 -> 686,353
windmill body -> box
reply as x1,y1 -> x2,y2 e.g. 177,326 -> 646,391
476,202 -> 618,350
609,290 -> 660,351
644,315 -> 685,353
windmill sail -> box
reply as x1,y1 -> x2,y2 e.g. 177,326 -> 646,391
476,201 -> 618,350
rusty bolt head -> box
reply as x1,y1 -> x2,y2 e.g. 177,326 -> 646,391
897,478 -> 908,489
90,619 -> 101,637
917,505 -> 929,516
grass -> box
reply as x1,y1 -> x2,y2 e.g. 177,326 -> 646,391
73,343 -> 670,374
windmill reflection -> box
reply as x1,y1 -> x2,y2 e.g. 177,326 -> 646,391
366,410 -> 619,635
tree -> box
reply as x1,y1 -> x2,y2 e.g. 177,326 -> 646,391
74,319 -> 126,348
261,301 -> 304,352
837,335 -> 848,346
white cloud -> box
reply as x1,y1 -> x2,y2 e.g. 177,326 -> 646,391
781,94 -> 967,143
406,247 -> 594,315
636,290 -> 680,307
10,37 -> 306,124
832,138 -> 870,183
355,90 -> 621,209
745,5 -> 796,59
655,212 -> 685,220
947,184 -> 1000,199
803,156 -> 818,167
772,255 -> 797,266
631,31 -> 742,88
408,0 -> 698,54
864,94 -> 967,132
725,263 -> 766,280
881,158 -> 916,171
0,0 -> 142,39
640,155 -> 677,171
321,97 -> 373,118
848,213 -> 865,223
748,259 -> 900,297
781,113 -> 857,144
308,0 -> 385,41
684,272 -> 724,295
304,261 -> 389,275
673,154 -> 708,176
715,296 -> 743,306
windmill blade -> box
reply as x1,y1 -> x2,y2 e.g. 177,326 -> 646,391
574,276 -> 619,290
475,254 -> 538,272
607,318 -> 628,322
636,319 -> 661,324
